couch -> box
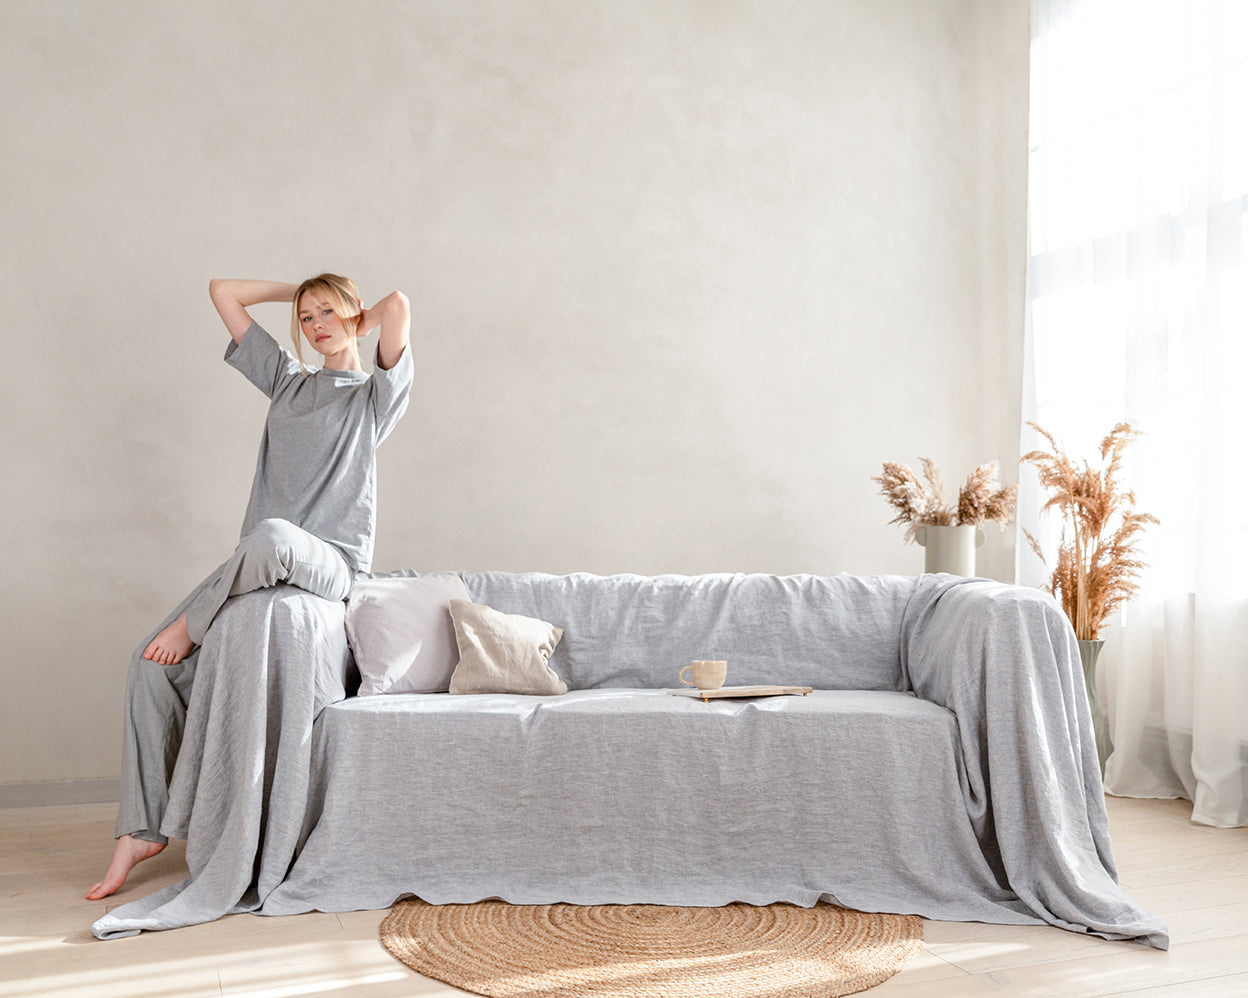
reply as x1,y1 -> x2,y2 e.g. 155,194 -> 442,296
91,570 -> 1168,948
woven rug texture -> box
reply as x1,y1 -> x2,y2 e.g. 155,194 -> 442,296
379,899 -> 924,998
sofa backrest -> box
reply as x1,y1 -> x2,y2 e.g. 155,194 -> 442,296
460,572 -> 917,691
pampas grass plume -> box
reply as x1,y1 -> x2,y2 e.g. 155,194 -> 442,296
1021,422 -> 1158,640
873,458 -> 1016,543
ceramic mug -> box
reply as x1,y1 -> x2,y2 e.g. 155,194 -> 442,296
679,660 -> 727,691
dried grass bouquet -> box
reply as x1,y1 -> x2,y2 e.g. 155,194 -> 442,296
1021,422 -> 1158,641
873,459 -> 1016,543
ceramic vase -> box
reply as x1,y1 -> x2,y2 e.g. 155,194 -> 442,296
914,524 -> 985,576
1077,639 -> 1111,776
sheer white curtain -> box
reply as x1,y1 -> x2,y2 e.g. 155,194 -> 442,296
1023,0 -> 1248,827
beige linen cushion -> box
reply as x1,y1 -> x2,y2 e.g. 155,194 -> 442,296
448,599 -> 567,695
346,574 -> 472,695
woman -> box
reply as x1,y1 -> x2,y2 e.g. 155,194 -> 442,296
88,275 -> 412,900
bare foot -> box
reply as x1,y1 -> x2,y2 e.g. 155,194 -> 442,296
143,613 -> 195,665
86,834 -> 166,900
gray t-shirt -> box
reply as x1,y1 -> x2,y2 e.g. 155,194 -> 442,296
225,320 -> 413,573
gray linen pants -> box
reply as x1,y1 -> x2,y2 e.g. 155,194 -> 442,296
115,518 -> 353,842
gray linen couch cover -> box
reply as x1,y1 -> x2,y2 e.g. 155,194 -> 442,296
92,571 -> 1169,948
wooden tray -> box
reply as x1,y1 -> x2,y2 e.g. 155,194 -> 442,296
665,684 -> 813,703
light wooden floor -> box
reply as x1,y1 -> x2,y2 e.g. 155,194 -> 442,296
1,795 -> 1245,997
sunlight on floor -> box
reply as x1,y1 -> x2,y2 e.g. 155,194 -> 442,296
0,937 -> 418,998
227,971 -> 410,998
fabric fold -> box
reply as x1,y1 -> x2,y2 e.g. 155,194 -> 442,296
91,587 -> 351,940
901,574 -> 1169,948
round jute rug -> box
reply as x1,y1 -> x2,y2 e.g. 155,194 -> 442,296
379,900 -> 924,998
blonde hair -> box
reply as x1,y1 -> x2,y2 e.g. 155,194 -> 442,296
290,273 -> 362,366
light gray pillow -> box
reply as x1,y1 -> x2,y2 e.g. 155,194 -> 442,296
448,598 -> 567,695
346,574 -> 471,695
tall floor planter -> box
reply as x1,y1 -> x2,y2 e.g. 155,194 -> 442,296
1078,639 -> 1111,775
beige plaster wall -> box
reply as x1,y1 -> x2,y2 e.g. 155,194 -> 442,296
0,0 -> 1028,790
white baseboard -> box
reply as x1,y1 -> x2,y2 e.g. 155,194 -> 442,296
0,779 -> 120,809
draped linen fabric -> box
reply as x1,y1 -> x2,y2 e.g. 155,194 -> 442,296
1023,0 -> 1248,826
91,575 -> 1167,945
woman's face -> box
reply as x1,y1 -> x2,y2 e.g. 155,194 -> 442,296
297,290 -> 355,358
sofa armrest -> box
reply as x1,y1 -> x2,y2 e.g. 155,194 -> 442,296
902,576 -> 1080,714
900,576 -> 1097,819
899,575 -> 1168,948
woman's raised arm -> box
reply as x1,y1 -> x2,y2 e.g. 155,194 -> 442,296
359,290 -> 411,370
208,279 -> 299,344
